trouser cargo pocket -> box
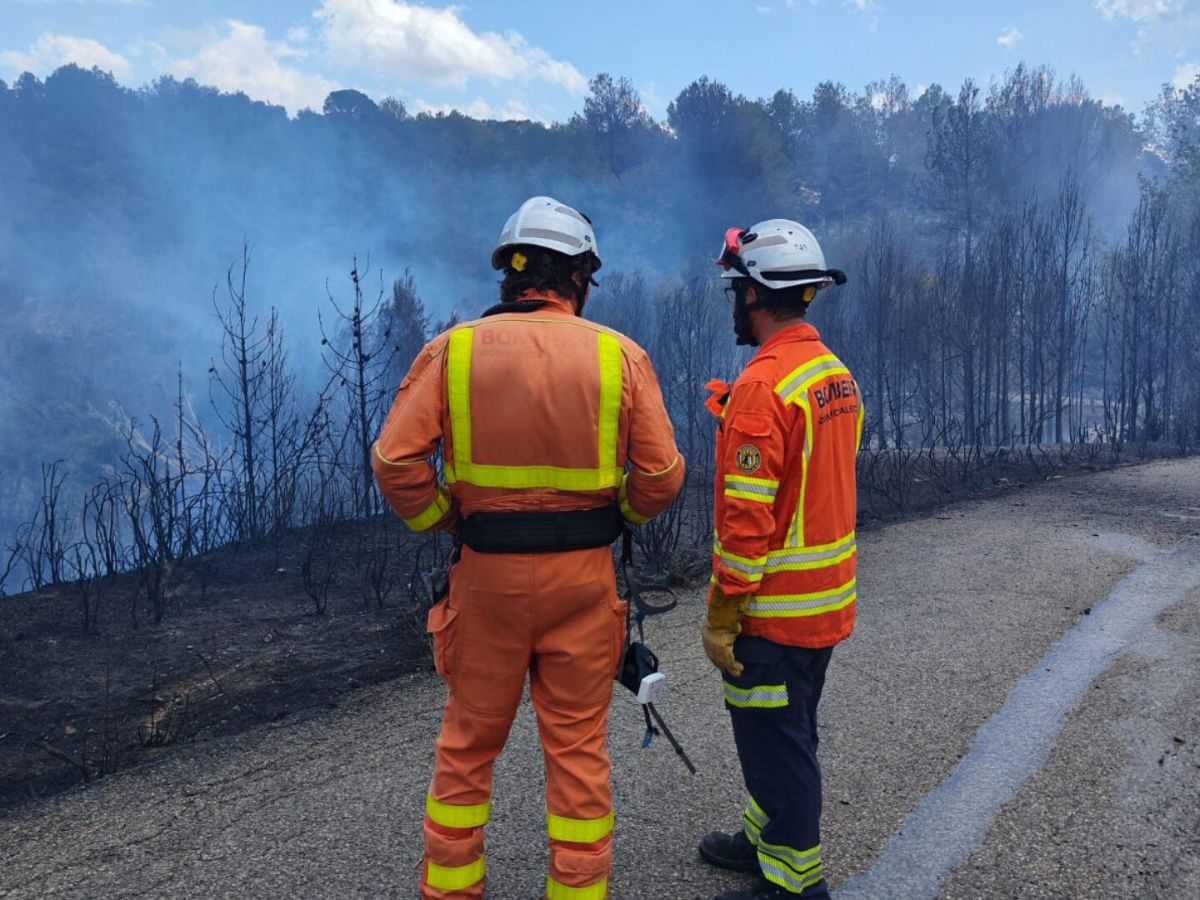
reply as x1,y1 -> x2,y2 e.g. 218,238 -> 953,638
426,598 -> 459,681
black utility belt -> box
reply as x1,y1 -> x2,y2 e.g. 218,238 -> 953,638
459,505 -> 623,554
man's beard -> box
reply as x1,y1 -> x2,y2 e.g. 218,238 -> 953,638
734,297 -> 757,347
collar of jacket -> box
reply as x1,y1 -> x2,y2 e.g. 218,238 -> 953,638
514,292 -> 576,315
757,320 -> 820,354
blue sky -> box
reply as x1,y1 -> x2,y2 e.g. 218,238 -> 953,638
2,1 -> 1196,120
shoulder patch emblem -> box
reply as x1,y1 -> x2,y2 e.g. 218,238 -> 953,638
735,444 -> 762,474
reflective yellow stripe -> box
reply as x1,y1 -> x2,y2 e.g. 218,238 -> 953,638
723,681 -> 789,709
618,475 -> 650,525
451,463 -> 621,490
724,475 -> 778,504
445,327 -> 624,490
546,876 -> 609,899
547,809 -> 615,843
774,354 -> 850,404
426,794 -> 491,829
725,489 -> 774,503
758,840 -> 822,879
712,538 -> 766,583
773,355 -> 853,548
743,794 -> 767,843
856,391 -> 865,452
757,839 -> 823,893
764,533 -> 856,573
403,487 -> 452,532
779,392 -> 814,547
745,580 -> 857,618
447,327 -> 475,479
597,333 -> 623,476
746,795 -> 767,825
725,475 -> 779,490
427,858 -> 486,892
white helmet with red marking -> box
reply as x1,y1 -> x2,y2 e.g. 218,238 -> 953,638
716,219 -> 845,291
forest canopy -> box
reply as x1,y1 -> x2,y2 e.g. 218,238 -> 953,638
2,62 -> 1200,593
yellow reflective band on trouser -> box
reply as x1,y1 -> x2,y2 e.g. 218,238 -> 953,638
546,876 -> 609,899
758,841 -> 823,894
547,809 -> 615,843
774,354 -> 851,405
445,327 -> 624,491
743,795 -> 767,844
426,794 -> 491,829
713,537 -> 766,583
427,857 -> 487,892
723,681 -> 789,709
724,475 -> 779,504
403,487 -> 452,532
764,533 -> 856,573
745,579 -> 857,618
618,475 -> 650,525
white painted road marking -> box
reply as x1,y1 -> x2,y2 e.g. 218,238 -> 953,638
838,538 -> 1200,900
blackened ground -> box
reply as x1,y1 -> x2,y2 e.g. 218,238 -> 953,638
0,443 -> 1179,813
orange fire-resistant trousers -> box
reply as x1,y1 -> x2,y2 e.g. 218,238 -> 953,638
421,545 -> 626,899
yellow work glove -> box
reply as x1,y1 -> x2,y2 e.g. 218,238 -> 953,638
702,582 -> 749,677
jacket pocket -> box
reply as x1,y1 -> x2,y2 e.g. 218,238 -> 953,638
426,598 -> 459,681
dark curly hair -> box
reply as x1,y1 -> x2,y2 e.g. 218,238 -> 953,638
498,245 -> 597,305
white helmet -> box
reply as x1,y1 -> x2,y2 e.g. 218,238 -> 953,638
716,219 -> 846,291
491,196 -> 602,272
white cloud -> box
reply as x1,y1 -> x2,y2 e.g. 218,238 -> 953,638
841,0 -> 879,31
997,25 -> 1023,48
1094,0 -> 1184,21
169,20 -> 340,115
314,0 -> 586,93
0,32 -> 131,78
757,4 -> 772,12
1094,0 -> 1197,54
1173,61 -> 1200,89
411,96 -> 542,122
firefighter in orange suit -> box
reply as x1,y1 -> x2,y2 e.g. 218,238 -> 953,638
372,196 -> 684,900
696,221 -> 861,900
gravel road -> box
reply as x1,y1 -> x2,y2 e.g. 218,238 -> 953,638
3,459 -> 1198,900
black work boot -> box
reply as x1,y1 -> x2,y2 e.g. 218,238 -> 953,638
698,829 -> 760,873
714,877 -> 832,900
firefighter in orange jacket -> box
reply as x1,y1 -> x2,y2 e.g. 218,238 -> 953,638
696,221 -> 860,900
372,196 -> 684,900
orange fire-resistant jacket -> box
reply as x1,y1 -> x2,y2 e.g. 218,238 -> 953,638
710,321 -> 863,648
372,295 -> 684,531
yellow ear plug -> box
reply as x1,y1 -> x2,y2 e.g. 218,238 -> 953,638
511,251 -> 527,272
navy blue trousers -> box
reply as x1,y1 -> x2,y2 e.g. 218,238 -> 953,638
723,635 -> 833,896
